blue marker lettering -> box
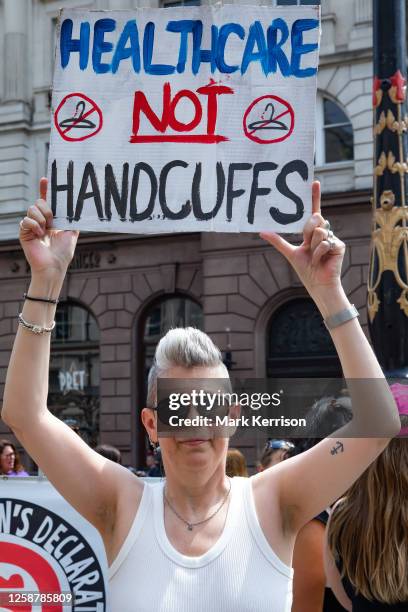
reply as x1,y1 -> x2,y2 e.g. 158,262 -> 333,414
166,20 -> 195,74
192,22 -> 218,75
93,19 -> 116,73
112,20 -> 140,74
267,18 -> 291,76
143,22 -> 175,76
241,21 -> 268,76
60,19 -> 90,70
217,23 -> 245,73
291,19 -> 319,78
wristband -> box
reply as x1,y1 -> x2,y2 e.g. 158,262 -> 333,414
324,304 -> 359,330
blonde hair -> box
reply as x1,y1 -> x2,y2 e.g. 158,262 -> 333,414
328,433 -> 408,603
146,327 -> 227,408
226,449 -> 248,477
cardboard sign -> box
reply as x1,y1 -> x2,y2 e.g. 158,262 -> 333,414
48,7 -> 320,234
0,478 -> 108,610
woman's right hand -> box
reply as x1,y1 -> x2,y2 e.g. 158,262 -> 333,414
20,178 -> 79,280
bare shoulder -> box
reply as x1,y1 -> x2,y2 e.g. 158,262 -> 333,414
98,464 -> 145,566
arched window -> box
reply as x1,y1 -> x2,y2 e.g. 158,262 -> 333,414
267,298 -> 341,377
316,94 -> 354,165
48,302 -> 100,445
136,296 -> 203,465
141,296 -> 203,384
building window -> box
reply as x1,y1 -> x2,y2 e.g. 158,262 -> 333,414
141,296 -> 203,384
267,298 -> 341,377
162,0 -> 201,6
316,94 -> 354,165
48,302 -> 100,446
276,0 -> 321,5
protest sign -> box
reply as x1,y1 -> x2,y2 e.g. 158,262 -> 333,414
48,6 -> 321,234
0,478 -> 108,611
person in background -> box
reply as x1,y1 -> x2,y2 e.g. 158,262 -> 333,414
226,448 -> 248,477
0,439 -> 29,477
146,448 -> 162,477
257,440 -> 295,471
289,397 -> 353,612
325,385 -> 408,611
95,444 -> 122,464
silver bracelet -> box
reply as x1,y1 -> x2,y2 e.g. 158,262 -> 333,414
324,304 -> 359,330
18,313 -> 55,335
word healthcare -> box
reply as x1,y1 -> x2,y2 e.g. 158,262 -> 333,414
49,7 -> 321,234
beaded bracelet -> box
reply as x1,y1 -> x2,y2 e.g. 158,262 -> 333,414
18,313 -> 55,335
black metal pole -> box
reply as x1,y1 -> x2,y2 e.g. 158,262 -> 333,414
368,0 -> 408,376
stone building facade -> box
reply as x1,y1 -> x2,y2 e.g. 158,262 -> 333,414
0,0 -> 374,470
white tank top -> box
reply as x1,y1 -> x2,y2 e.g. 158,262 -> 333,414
108,477 -> 293,611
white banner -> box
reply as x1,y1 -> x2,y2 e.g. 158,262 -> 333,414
0,478 -> 109,611
48,6 -> 321,235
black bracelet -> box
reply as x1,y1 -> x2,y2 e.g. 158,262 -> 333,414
23,293 -> 59,305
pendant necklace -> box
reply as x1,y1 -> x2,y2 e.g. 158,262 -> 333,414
164,478 -> 232,531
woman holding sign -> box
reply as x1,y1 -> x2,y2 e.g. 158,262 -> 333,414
2,179 -> 400,611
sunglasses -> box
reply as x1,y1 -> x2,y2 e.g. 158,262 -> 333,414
265,440 -> 295,451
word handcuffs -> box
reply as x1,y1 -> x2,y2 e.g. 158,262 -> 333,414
323,220 -> 336,250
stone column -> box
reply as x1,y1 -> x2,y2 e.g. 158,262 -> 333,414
3,0 -> 30,102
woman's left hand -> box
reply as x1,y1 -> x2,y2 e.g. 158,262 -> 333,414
260,181 -> 345,302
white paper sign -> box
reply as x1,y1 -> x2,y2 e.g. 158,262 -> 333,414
48,6 -> 320,234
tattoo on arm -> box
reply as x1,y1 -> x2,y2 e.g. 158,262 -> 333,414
330,441 -> 344,456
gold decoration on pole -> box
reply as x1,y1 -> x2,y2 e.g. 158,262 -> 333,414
374,151 -> 408,176
368,192 -> 408,322
374,109 -> 408,135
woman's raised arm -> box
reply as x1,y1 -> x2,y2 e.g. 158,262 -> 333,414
1,179 -> 142,538
256,181 -> 401,534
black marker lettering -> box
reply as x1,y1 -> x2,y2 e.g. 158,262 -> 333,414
271,159 -> 307,224
105,163 -> 129,221
74,162 -> 103,221
159,160 -> 191,220
130,162 -> 157,221
192,162 -> 225,221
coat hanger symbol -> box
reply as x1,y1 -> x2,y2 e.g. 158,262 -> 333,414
59,100 -> 96,130
248,102 -> 289,133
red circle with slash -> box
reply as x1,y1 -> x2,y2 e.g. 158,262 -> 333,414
54,93 -> 103,142
243,94 -> 295,144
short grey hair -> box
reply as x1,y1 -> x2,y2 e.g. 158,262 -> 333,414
146,327 -> 227,408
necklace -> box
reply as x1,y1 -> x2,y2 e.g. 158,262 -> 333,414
164,478 -> 232,531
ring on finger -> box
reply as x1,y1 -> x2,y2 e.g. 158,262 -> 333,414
323,219 -> 331,231
327,229 -> 334,241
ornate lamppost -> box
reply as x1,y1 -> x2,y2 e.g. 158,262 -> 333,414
368,0 -> 408,376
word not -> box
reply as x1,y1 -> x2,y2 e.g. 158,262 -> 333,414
60,17 -> 319,78
51,158 -> 308,226
132,81 -> 233,143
